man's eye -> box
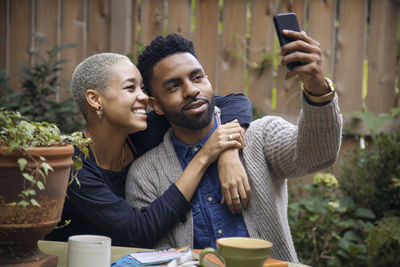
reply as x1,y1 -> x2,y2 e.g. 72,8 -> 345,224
167,83 -> 179,91
193,74 -> 204,81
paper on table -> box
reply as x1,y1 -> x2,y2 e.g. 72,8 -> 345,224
131,248 -> 185,264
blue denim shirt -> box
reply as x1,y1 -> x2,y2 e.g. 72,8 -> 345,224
171,116 -> 249,249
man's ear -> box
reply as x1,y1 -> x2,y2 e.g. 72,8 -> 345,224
149,96 -> 164,115
86,89 -> 103,110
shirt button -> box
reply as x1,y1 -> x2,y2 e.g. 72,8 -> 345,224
208,196 -> 213,202
193,146 -> 199,152
217,229 -> 223,234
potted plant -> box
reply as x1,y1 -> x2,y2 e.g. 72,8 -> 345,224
0,109 -> 88,266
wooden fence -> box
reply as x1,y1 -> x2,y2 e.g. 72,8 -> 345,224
1,0 -> 399,129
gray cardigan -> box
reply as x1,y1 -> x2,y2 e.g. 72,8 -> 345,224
126,95 -> 342,262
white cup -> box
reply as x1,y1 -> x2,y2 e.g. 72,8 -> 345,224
67,235 -> 111,267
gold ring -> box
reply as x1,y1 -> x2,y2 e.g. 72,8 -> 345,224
233,194 -> 240,200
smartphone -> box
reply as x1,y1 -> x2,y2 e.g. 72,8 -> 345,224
273,13 -> 303,70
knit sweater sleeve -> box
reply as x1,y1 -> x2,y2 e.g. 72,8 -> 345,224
249,94 -> 342,179
125,136 -> 187,245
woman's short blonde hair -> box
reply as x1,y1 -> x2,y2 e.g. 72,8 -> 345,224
71,53 -> 129,119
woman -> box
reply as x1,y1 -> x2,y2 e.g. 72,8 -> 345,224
46,53 -> 252,247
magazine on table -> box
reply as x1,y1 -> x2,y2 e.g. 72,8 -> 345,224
111,246 -> 199,267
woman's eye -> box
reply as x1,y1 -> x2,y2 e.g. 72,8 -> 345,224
125,85 -> 136,91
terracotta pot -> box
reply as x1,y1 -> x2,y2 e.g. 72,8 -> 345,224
0,145 -> 74,266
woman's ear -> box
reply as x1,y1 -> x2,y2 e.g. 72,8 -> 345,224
149,97 -> 164,115
86,89 -> 102,110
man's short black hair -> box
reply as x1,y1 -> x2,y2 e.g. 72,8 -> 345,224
137,33 -> 198,96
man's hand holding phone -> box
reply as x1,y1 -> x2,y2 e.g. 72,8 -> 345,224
274,13 -> 331,97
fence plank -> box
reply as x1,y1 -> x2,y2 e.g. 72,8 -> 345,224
35,0 -> 57,60
140,0 -> 164,46
308,0 -> 336,76
59,0 -> 85,97
87,0 -> 110,55
274,0 -> 305,115
168,0 -> 191,38
218,0 -> 247,95
247,0 -> 276,114
130,0 -> 138,59
110,0 -> 132,54
334,0 -> 367,113
366,0 -> 398,113
194,0 -> 219,93
8,0 -> 32,90
0,0 -> 7,71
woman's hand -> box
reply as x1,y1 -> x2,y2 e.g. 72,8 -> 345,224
175,120 -> 244,201
218,148 -> 250,214
196,120 -> 244,166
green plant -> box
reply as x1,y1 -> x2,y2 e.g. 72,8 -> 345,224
289,173 -> 375,267
0,109 -> 89,208
366,216 -> 400,267
340,110 -> 400,220
0,34 -> 84,133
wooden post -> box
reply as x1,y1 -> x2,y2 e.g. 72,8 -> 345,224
0,0 -> 8,71
168,0 -> 191,39
8,0 -> 32,91
366,0 -> 398,113
194,0 -> 219,93
59,0 -> 85,98
218,0 -> 247,95
334,0 -> 367,113
140,0 -> 164,46
247,0 -> 276,114
87,0 -> 110,55
110,0 -> 132,54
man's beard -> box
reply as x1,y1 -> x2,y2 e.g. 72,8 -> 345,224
162,96 -> 215,130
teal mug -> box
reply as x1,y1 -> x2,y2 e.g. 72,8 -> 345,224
199,237 -> 273,267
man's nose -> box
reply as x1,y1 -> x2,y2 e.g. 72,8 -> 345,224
183,82 -> 200,98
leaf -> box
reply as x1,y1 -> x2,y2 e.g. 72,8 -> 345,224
17,158 -> 27,171
339,196 -> 356,211
343,230 -> 360,242
353,207 -> 376,219
21,189 -> 35,196
22,173 -> 35,183
41,162 -> 53,175
7,202 -> 17,206
30,198 -> 41,207
37,181 -> 45,190
18,200 -> 29,208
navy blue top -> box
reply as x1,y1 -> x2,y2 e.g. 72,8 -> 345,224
172,115 -> 249,249
46,94 -> 252,247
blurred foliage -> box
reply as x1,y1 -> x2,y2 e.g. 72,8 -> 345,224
366,216 -> 400,267
290,110 -> 400,266
340,110 -> 400,220
0,34 -> 84,133
289,173 -> 375,267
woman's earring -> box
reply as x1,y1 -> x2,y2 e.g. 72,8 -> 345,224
96,106 -> 103,120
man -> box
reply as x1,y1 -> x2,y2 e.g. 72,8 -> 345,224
126,33 -> 342,262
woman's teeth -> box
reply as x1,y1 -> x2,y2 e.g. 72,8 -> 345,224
133,109 -> 146,115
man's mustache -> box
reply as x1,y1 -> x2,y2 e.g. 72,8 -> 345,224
182,97 -> 209,110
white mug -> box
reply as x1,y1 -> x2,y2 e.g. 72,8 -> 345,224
67,235 -> 111,267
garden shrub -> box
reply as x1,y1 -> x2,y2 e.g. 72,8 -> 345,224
340,113 -> 400,220
366,216 -> 400,267
289,173 -> 375,267
0,35 -> 84,133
